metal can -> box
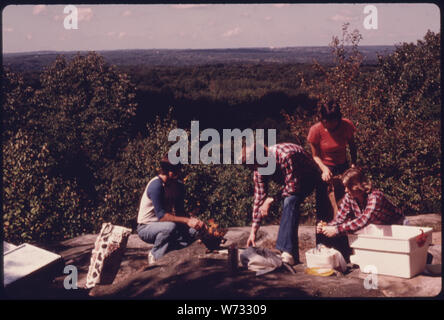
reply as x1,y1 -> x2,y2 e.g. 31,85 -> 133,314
228,243 -> 238,274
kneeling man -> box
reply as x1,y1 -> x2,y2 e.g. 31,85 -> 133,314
137,156 -> 205,264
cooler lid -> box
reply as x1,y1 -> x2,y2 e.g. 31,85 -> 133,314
4,243 -> 62,287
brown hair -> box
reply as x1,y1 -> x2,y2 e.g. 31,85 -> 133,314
341,167 -> 372,194
159,154 -> 181,175
239,141 -> 268,165
158,154 -> 182,212
320,100 -> 342,121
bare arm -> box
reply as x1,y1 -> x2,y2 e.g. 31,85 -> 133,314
309,142 -> 332,182
160,213 -> 204,230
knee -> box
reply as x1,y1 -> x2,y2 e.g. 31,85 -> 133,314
284,195 -> 300,208
159,222 -> 178,235
137,225 -> 152,244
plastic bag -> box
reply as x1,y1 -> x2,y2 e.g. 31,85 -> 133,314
85,223 -> 132,288
305,245 -> 347,273
240,247 -> 283,276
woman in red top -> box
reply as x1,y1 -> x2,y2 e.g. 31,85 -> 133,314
307,101 -> 357,181
307,101 -> 358,260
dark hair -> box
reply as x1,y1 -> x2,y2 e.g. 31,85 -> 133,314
163,179 -> 182,213
320,100 -> 342,121
159,154 -> 181,175
239,141 -> 268,165
159,154 -> 182,212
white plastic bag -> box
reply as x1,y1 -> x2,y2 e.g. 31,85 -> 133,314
240,247 -> 283,276
305,245 -> 347,273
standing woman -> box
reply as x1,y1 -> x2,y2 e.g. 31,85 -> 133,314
307,100 -> 357,185
307,101 -> 358,259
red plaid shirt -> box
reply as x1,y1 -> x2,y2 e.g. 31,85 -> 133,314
252,143 -> 318,228
328,190 -> 404,234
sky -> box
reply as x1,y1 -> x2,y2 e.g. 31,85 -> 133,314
2,3 -> 441,53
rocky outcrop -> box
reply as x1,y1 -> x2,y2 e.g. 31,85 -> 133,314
15,214 -> 441,299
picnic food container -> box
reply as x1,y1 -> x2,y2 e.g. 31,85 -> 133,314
348,224 -> 433,278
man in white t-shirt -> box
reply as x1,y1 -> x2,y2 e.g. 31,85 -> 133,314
137,156 -> 205,264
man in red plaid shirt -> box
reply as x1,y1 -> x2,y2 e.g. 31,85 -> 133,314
242,142 -> 326,265
320,168 -> 405,237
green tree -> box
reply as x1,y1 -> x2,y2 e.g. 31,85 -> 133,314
2,69 -> 35,142
3,52 -> 139,242
3,130 -> 88,243
353,30 -> 441,213
31,52 -> 137,184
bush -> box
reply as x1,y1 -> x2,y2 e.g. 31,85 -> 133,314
3,52 -> 138,243
30,52 -> 137,186
2,70 -> 35,142
3,130 -> 91,244
353,30 -> 441,213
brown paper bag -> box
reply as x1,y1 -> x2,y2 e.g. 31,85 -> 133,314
85,223 -> 132,288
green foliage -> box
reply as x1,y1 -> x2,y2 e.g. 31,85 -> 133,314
352,30 -> 441,213
2,130 -> 90,244
95,111 -> 178,229
3,52 -> 138,243
182,164 -> 253,228
2,70 -> 35,142
32,53 -> 137,173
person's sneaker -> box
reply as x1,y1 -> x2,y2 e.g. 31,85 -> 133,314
281,251 -> 295,265
148,251 -> 156,265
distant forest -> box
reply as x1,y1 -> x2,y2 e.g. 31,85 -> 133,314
4,47 -> 385,138
3,45 -> 395,72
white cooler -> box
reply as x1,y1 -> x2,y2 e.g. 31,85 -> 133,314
348,224 -> 433,278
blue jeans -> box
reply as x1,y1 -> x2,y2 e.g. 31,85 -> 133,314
276,194 -> 305,262
137,222 -> 198,260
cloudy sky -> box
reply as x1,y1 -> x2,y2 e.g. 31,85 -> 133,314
2,3 -> 440,53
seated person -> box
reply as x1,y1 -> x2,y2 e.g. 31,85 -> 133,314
136,155 -> 205,264
317,167 -> 405,260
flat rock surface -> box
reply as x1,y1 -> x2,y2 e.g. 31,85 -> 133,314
407,214 -> 442,231
10,214 -> 442,299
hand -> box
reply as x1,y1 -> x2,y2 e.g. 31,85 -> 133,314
259,197 -> 274,217
246,231 -> 256,247
322,226 -> 338,238
321,168 -> 333,182
316,221 -> 325,234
